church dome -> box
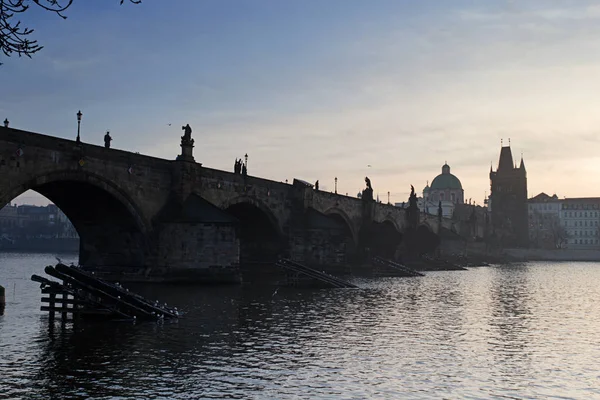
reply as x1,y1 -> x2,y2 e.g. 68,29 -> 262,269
430,163 -> 463,190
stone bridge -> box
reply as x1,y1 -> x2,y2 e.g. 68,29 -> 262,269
0,126 -> 470,282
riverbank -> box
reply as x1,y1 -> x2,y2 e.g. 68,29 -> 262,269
0,238 -> 79,253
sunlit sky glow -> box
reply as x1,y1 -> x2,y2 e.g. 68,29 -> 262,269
4,0 -> 600,206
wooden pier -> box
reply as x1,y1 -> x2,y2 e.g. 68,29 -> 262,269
31,263 -> 179,322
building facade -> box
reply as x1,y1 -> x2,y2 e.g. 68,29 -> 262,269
528,193 -> 562,248
0,203 -> 78,239
560,198 -> 600,249
527,194 -> 600,249
0,202 -> 22,231
489,144 -> 528,247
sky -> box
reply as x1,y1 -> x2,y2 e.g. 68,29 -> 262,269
4,0 -> 600,206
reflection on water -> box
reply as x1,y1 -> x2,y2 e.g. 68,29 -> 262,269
2,254 -> 600,399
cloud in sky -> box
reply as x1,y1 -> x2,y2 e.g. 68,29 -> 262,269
5,0 -> 600,205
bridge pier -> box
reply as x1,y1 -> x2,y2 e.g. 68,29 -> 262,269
288,208 -> 357,272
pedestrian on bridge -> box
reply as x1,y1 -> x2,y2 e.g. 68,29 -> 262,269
104,131 -> 112,149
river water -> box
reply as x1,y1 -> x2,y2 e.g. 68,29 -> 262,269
1,253 -> 600,399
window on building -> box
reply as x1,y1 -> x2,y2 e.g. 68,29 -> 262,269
451,193 -> 456,203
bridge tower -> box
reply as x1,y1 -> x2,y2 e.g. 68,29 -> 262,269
489,142 -> 528,247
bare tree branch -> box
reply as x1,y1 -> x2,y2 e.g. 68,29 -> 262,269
0,0 -> 141,65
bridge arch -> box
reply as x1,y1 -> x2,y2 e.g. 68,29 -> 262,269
219,195 -> 283,236
409,224 -> 441,256
0,170 -> 150,268
219,195 -> 284,265
324,207 -> 357,244
372,220 -> 404,260
419,221 -> 434,233
375,213 -> 403,233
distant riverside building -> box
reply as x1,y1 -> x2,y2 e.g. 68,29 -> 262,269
560,197 -> 600,249
0,203 -> 78,239
528,193 -> 562,248
489,143 -> 528,247
527,193 -> 600,249
0,202 -> 24,230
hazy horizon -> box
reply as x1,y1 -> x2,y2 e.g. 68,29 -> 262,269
4,0 -> 600,206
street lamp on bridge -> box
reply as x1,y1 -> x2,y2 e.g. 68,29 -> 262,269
3,118 -> 8,128
76,110 -> 83,143
334,177 -> 338,194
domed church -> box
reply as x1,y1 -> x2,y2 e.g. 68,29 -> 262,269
420,163 -> 464,218
424,163 -> 464,204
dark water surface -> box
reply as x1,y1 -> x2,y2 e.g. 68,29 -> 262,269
1,253 -> 600,399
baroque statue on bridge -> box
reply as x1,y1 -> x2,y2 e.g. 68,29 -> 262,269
409,185 -> 418,208
405,184 -> 420,229
177,123 -> 196,162
181,124 -> 194,146
362,176 -> 374,202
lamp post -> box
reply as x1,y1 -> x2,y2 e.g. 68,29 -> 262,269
76,110 -> 82,143
335,177 -> 338,194
387,191 -> 390,204
3,118 -> 8,128
244,153 -> 248,167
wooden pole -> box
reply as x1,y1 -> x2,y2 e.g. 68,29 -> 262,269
0,284 -> 5,315
49,292 -> 56,323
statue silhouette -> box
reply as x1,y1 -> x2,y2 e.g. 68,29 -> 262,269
181,124 -> 193,146
104,131 -> 112,149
